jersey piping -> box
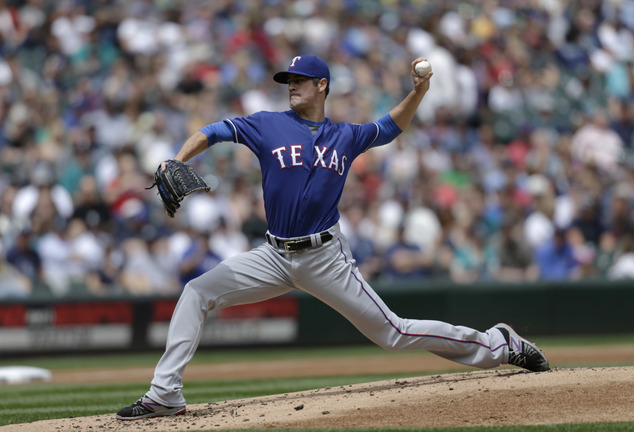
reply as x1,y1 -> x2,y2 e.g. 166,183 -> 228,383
224,119 -> 239,143
363,122 -> 381,152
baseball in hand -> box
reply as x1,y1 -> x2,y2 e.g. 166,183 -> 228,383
415,60 -> 432,76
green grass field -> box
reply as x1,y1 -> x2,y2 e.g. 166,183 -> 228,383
0,334 -> 633,432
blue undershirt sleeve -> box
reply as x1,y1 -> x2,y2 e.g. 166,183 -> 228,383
198,121 -> 235,147
371,113 -> 403,148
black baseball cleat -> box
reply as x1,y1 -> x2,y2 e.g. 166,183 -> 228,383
496,323 -> 550,372
116,395 -> 186,420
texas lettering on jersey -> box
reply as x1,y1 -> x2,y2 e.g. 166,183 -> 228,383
271,144 -> 348,176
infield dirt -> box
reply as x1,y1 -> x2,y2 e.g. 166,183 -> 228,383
1,346 -> 633,431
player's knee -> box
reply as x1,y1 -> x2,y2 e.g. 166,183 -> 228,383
371,323 -> 408,351
183,280 -> 197,295
182,280 -> 213,311
371,334 -> 400,351
376,340 -> 402,351
375,343 -> 394,351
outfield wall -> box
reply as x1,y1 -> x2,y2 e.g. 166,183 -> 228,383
297,279 -> 634,344
0,280 -> 632,357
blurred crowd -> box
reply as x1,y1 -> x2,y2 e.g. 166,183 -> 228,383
2,0 -> 634,299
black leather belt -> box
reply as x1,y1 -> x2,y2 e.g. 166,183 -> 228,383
266,231 -> 334,253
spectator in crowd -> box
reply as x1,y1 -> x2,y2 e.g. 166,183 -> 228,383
12,161 -> 74,235
594,231 -> 618,278
59,127 -> 98,196
523,174 -> 556,250
607,233 -> 634,279
0,245 -> 32,299
0,185 -> 19,241
6,228 -> 42,287
240,195 -> 269,249
85,240 -> 124,296
102,149 -> 149,222
208,217 -> 249,261
65,217 -> 106,288
383,224 -> 432,281
119,235 -> 179,296
566,225 -> 598,279
450,224 -> 490,283
340,204 -> 383,281
609,98 -> 634,149
571,196 -> 604,246
493,220 -> 538,282
534,228 -> 579,281
35,217 -> 75,296
570,109 -> 624,174
178,230 -> 222,286
71,174 -> 112,231
401,202 -> 443,255
603,184 -> 633,238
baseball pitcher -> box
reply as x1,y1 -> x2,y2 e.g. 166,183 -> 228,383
117,55 -> 549,420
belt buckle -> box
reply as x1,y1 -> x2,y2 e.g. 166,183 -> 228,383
284,241 -> 298,253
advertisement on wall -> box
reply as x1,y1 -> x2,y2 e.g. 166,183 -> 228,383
147,296 -> 299,348
0,296 -> 299,356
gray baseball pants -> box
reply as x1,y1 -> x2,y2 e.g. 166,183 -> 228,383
147,223 -> 508,406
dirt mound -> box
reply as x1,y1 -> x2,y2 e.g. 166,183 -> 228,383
2,367 -> 632,431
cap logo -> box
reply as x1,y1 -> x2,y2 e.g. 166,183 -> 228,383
290,56 -> 301,67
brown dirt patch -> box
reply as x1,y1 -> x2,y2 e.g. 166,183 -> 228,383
1,345 -> 633,431
47,343 -> 634,384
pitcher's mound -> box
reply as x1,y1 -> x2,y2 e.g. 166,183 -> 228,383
2,367 -> 633,431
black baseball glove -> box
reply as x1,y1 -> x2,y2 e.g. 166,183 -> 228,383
146,160 -> 210,217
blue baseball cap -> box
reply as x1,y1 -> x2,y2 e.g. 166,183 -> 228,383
273,55 -> 330,84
